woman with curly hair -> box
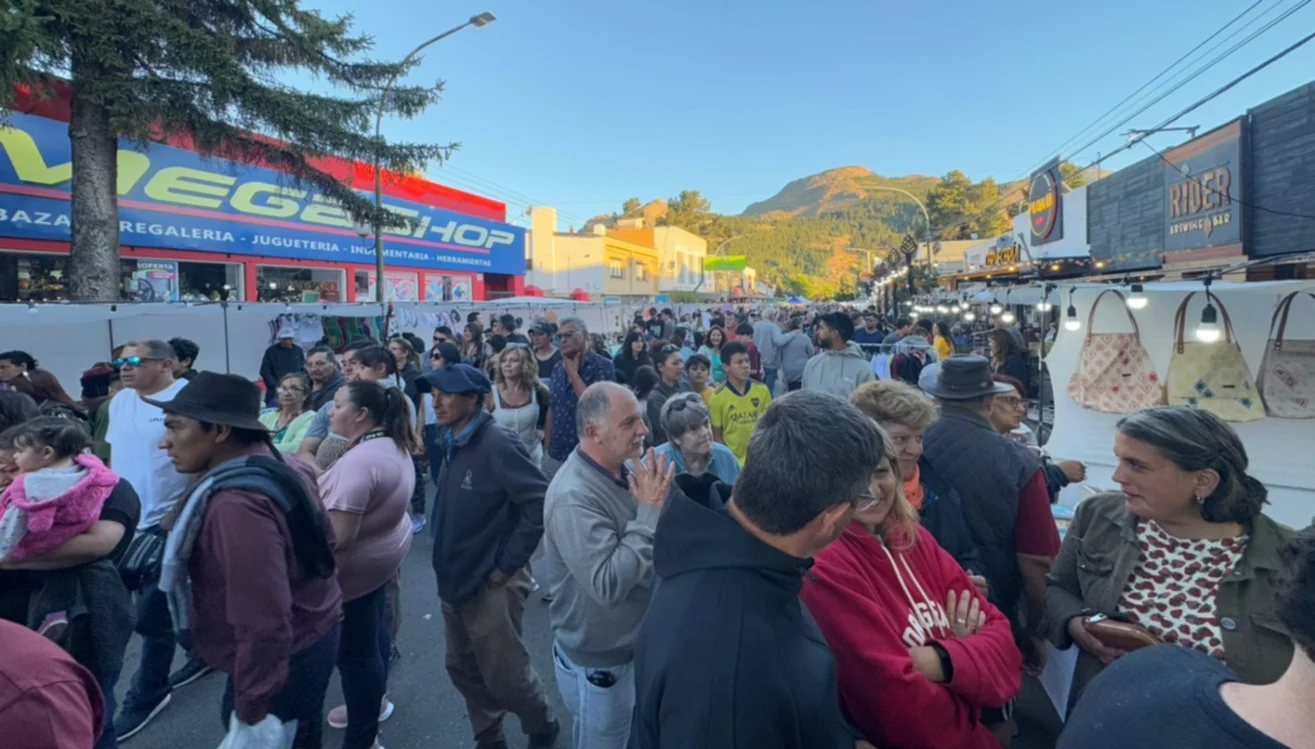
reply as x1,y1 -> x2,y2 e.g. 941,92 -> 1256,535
486,345 -> 551,464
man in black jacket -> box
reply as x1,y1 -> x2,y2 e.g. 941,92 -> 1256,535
426,364 -> 559,749
631,391 -> 881,749
258,328 -> 305,406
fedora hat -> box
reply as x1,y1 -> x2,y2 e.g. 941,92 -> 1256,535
143,371 -> 269,432
922,355 -> 1016,401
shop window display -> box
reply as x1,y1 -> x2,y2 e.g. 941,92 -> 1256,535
257,266 -> 342,303
119,259 -> 241,302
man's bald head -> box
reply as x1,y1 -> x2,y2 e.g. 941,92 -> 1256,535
577,381 -> 649,467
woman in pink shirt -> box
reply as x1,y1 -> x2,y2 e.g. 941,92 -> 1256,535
320,381 -> 417,749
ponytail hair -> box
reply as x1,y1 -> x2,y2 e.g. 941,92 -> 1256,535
345,381 -> 418,455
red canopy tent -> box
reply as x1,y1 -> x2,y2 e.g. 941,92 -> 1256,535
522,285 -> 545,297
569,288 -> 591,302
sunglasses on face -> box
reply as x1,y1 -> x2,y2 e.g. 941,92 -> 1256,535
553,331 -> 579,343
114,356 -> 156,368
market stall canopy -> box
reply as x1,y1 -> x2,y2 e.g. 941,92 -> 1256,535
521,285 -> 545,297
786,296 -> 812,305
569,288 -> 591,302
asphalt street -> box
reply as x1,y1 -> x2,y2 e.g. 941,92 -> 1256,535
112,519 -> 571,749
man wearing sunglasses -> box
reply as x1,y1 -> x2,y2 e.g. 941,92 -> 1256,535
544,317 -> 616,483
106,339 -> 211,740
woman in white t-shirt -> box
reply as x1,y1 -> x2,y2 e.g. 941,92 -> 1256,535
485,346 -> 550,464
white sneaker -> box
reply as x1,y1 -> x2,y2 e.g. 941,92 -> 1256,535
326,697 -> 394,729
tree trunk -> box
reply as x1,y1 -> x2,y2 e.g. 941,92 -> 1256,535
67,54 -> 121,302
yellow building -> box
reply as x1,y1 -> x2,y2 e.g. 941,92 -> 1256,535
525,207 -> 659,300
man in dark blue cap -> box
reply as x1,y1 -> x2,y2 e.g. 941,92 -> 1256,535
424,363 -> 560,749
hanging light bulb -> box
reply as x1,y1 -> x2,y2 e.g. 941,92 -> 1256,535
1126,283 -> 1148,310
951,305 -> 961,313
1000,309 -> 1016,324
989,299 -> 1003,315
1064,289 -> 1081,331
1196,299 -> 1221,343
1036,300 -> 1053,312
936,305 -> 949,314
963,310 -> 976,322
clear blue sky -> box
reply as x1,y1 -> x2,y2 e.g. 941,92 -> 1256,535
301,0 -> 1315,228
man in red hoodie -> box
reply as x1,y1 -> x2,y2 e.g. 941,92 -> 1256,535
802,439 -> 1022,748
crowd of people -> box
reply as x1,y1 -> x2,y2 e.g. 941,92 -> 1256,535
0,301 -> 1309,749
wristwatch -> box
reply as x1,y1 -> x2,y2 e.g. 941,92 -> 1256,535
929,641 -> 954,683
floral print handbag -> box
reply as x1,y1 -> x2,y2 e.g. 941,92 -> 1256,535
1067,289 -> 1165,414
1258,291 -> 1315,418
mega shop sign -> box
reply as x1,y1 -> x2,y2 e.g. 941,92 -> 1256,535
0,112 -> 526,275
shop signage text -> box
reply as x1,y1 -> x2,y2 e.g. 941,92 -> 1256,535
1162,123 -> 1244,253
985,245 -> 1021,268
1028,157 -> 1064,245
0,112 -> 526,275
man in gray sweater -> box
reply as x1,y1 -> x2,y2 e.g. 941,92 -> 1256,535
541,382 -> 674,749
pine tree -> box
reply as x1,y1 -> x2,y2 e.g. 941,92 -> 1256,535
1,0 -> 454,300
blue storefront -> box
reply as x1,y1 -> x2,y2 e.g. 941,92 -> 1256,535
0,109 -> 528,302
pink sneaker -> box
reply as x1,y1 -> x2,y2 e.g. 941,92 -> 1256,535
326,697 -> 394,729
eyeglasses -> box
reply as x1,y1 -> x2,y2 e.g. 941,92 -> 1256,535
996,395 -> 1024,407
854,489 -> 880,513
114,356 -> 156,368
277,386 -> 306,395
553,330 -> 579,343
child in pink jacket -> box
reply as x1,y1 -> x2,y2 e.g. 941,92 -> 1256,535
0,417 -> 117,563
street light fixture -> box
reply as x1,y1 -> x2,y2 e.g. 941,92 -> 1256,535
368,12 -> 498,301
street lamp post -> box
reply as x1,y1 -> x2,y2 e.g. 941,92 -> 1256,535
693,234 -> 745,294
864,185 -> 935,272
366,12 -> 497,302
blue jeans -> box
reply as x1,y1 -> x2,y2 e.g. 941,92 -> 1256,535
337,585 -> 390,749
551,644 -> 634,749
764,367 -> 778,394
122,583 -> 177,712
96,669 -> 120,749
221,624 -> 341,749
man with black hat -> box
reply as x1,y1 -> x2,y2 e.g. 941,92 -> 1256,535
150,372 -> 342,748
425,363 -> 560,749
921,355 -> 1060,673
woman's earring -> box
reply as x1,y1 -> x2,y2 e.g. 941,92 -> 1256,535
1195,493 -> 1206,505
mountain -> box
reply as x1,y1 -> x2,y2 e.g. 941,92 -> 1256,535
741,166 -> 942,218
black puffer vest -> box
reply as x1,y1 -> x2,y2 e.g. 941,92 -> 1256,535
922,405 -> 1039,625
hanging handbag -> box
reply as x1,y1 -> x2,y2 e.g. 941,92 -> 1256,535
1258,291 -> 1315,418
1067,289 -> 1164,414
1167,291 -> 1264,422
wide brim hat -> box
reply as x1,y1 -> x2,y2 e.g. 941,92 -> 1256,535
143,371 -> 269,432
922,354 -> 1017,400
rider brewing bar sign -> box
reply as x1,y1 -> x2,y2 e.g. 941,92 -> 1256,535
1162,119 -> 1244,253
1028,157 -> 1064,246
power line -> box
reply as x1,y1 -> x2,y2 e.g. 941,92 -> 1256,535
1061,0 -> 1310,167
1030,0 -> 1268,179
928,4 -> 1315,239
1138,139 -> 1315,220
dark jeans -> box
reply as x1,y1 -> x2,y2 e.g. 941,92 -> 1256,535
95,668 -> 120,749
122,583 -> 177,712
337,586 -> 390,749
221,624 -> 341,749
424,424 -> 442,483
410,455 -> 426,516
787,380 -> 802,392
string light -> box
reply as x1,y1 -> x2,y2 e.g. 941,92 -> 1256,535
1126,282 -> 1148,310
1064,288 -> 1081,332
963,310 -> 976,322
989,298 -> 1003,315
